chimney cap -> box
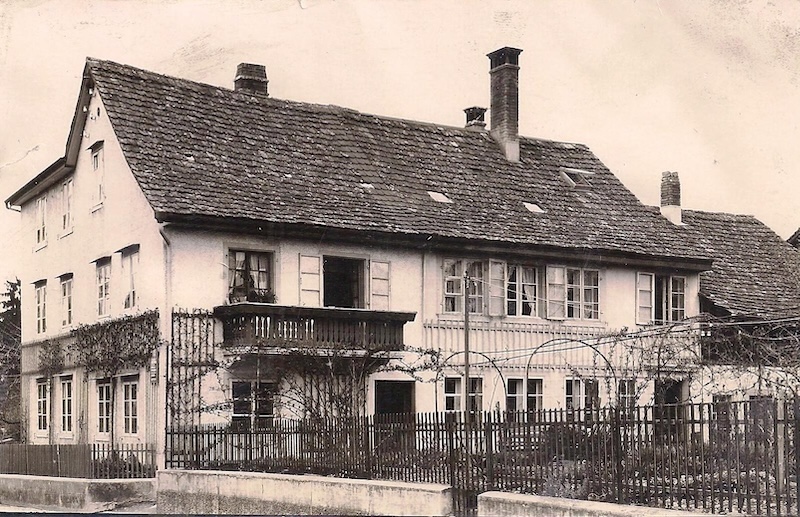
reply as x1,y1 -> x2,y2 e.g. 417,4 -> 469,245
234,63 -> 268,96
464,106 -> 487,130
487,47 -> 523,69
235,63 -> 267,81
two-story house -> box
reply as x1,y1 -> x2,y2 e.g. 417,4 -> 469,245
9,47 -> 795,457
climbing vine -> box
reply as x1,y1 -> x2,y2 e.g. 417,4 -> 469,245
70,310 -> 160,376
37,339 -> 64,378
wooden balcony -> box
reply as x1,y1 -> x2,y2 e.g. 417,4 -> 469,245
213,304 -> 416,352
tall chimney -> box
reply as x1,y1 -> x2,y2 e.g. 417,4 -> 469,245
660,171 -> 682,225
234,63 -> 268,96
487,47 -> 522,162
464,106 -> 487,131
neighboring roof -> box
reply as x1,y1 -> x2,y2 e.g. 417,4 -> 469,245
10,58 -> 714,266
788,227 -> 800,248
681,210 -> 800,318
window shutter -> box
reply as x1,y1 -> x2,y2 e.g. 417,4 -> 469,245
370,260 -> 390,311
636,273 -> 654,324
488,260 -> 505,316
299,255 -> 321,307
546,266 -> 566,319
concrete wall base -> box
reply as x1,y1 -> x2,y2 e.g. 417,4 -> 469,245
478,492 -> 708,517
0,474 -> 155,511
157,469 -> 452,516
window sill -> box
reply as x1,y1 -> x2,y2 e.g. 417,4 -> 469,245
91,202 -> 104,213
97,314 -> 111,322
33,241 -> 48,252
58,228 -> 74,240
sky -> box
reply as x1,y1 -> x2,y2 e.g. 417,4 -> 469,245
1,0 -> 799,283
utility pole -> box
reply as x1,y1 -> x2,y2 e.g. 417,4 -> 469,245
463,269 -> 471,427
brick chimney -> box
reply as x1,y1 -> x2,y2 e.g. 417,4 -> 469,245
488,47 -> 522,162
234,63 -> 268,96
660,171 -> 682,225
464,106 -> 487,131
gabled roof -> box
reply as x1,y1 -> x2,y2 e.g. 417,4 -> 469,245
680,210 -> 800,318
788,227 -> 800,249
9,58 -> 714,266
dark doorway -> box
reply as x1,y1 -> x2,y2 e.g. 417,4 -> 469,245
375,381 -> 415,415
323,256 -> 365,308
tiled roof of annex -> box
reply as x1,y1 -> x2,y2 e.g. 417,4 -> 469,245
86,58 -> 711,262
680,209 -> 800,318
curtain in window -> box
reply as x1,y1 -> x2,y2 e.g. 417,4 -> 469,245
249,253 -> 270,290
229,252 -> 246,290
521,267 -> 536,315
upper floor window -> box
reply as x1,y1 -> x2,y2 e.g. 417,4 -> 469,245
228,250 -> 273,303
546,266 -> 600,320
61,178 -> 73,233
60,274 -> 73,327
507,265 -> 537,316
443,259 -> 486,314
35,196 -> 47,245
96,258 -> 111,317
636,273 -> 686,325
122,248 -> 139,310
323,256 -> 365,308
90,142 -> 105,208
35,281 -> 47,334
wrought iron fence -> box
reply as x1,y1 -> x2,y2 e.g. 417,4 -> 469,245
166,400 -> 799,516
0,443 -> 156,479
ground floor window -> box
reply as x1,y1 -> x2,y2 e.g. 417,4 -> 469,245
97,380 -> 111,434
565,378 -> 599,410
123,378 -> 139,434
527,379 -> 543,411
232,380 -> 274,429
61,376 -> 73,433
506,379 -> 524,412
444,377 -> 461,411
36,379 -> 48,431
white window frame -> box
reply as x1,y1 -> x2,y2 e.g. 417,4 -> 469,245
35,281 -> 47,334
636,273 -> 686,324
96,259 -> 111,317
35,196 -> 47,245
36,379 -> 48,432
122,249 -> 139,310
507,264 -> 538,317
228,249 -> 273,303
444,377 -> 461,412
91,144 -> 105,208
122,378 -> 138,435
60,275 -> 73,327
566,268 -> 599,320
61,376 -> 73,433
97,381 -> 112,434
443,259 -> 485,315
618,379 -> 637,409
565,378 -> 598,410
61,178 -> 73,234
506,378 -> 524,412
527,378 -> 544,411
468,377 -> 483,412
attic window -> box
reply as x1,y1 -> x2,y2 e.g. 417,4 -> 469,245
428,191 -> 453,203
560,167 -> 594,188
523,202 -> 545,214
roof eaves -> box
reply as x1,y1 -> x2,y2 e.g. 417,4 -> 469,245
5,157 -> 70,209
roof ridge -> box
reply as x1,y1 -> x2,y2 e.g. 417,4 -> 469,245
85,57 -> 590,148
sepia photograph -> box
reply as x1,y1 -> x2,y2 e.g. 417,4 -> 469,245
1,1 -> 800,514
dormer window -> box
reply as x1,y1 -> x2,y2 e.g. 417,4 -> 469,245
560,167 -> 593,188
523,202 -> 544,214
428,191 -> 453,203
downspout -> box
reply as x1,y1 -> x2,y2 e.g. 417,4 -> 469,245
158,223 -> 172,469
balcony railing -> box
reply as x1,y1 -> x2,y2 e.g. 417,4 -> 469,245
213,304 -> 416,352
